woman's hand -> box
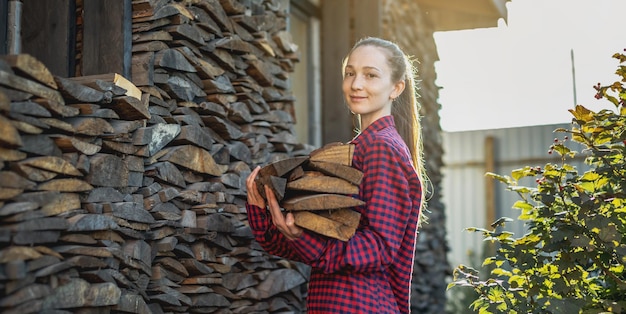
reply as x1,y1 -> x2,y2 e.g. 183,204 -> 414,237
246,166 -> 266,208
264,185 -> 303,240
246,166 -> 303,240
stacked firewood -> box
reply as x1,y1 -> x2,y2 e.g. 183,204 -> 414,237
255,142 -> 364,241
0,0 -> 314,313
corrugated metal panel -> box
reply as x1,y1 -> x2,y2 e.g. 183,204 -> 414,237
443,123 -> 589,268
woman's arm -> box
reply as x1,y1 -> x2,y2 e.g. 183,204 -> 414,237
245,166 -> 303,261
287,140 -> 419,273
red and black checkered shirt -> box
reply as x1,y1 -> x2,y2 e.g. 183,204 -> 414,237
246,115 -> 422,313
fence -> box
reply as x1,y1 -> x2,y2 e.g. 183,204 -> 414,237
442,123 -> 589,269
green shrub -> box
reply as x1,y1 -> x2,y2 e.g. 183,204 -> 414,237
448,50 -> 626,313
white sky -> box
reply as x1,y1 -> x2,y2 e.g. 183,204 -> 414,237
434,0 -> 626,132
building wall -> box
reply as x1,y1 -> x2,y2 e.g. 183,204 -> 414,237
381,1 -> 449,313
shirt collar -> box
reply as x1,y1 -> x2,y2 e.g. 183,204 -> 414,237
350,115 -> 395,144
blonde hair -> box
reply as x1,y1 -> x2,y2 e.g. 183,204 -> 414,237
344,37 -> 428,210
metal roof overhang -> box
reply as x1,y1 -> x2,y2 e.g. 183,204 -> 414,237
416,0 -> 509,31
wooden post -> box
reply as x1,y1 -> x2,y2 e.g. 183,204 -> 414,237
485,135 -> 495,228
321,0 -> 351,144
0,0 -> 7,54
321,0 -> 382,144
6,0 -> 22,54
20,0 -> 74,77
352,0 -> 381,41
82,0 -> 132,78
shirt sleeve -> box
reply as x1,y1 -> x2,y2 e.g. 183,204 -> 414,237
288,139 -> 416,274
245,203 -> 303,261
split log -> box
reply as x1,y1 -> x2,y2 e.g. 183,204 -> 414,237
12,164 -> 58,182
254,156 -> 307,200
158,144 -> 227,177
7,100 -> 51,117
39,278 -> 121,309
0,70 -> 65,105
0,147 -> 27,161
65,117 -> 115,136
164,24 -> 206,46
281,194 -> 364,211
69,103 -> 117,118
132,40 -> 170,53
0,90 -> 11,110
49,135 -> 101,155
40,192 -> 81,216
172,125 -> 215,151
107,95 -> 151,120
103,139 -> 143,155
18,156 -> 83,176
70,73 -> 142,101
307,160 -> 363,185
309,142 -> 354,166
131,52 -> 155,86
1,54 -> 58,89
286,172 -> 359,195
54,76 -> 105,103
37,178 -> 94,192
292,209 -> 361,242
40,117 -> 76,133
202,116 -> 243,140
0,171 -> 37,189
0,115 -> 23,147
85,153 -> 129,187
155,48 -> 197,73
9,112 -> 47,133
32,98 -> 79,118
145,161 -> 187,188
19,134 -> 62,156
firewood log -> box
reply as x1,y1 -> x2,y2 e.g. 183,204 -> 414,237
252,143 -> 364,240
69,73 -> 142,101
281,194 -> 364,211
309,142 -> 354,166
1,54 -> 58,89
292,209 -> 361,242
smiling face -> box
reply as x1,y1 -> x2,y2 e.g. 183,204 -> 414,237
342,45 -> 405,129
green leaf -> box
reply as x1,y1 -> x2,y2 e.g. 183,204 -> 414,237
508,275 -> 526,289
486,172 -> 512,184
491,268 -> 511,277
512,201 -> 533,211
551,143 -> 572,156
569,105 -> 594,123
570,234 -> 592,249
598,223 -> 621,245
490,217 -> 513,228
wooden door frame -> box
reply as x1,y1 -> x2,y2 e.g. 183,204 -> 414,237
320,0 -> 381,144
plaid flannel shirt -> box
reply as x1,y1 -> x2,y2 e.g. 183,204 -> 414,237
246,115 -> 422,313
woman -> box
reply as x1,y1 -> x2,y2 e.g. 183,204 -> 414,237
246,37 -> 426,314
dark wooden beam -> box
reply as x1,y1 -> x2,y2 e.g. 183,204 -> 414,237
21,0 -> 75,77
82,0 -> 132,78
416,0 -> 508,31
321,0 -> 382,144
352,0 -> 381,42
321,0 -> 352,144
417,0 -> 503,16
0,0 -> 7,55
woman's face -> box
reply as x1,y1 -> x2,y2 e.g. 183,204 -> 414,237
342,45 -> 404,127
